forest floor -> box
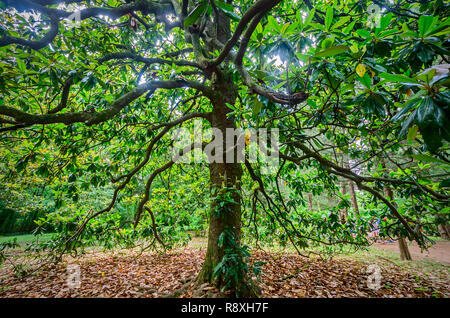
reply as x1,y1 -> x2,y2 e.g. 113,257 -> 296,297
0,238 -> 449,298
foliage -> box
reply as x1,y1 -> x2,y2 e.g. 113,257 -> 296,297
0,0 -> 449,295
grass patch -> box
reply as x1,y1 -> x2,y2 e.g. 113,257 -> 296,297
0,233 -> 54,244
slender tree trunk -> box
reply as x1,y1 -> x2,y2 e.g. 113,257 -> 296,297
339,180 -> 348,223
398,237 -> 412,260
348,181 -> 360,216
343,162 -> 359,216
307,193 -> 313,211
437,213 -> 450,240
438,223 -> 450,240
383,176 -> 412,261
338,156 -> 348,223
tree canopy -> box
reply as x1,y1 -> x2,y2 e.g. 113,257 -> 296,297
0,0 -> 449,297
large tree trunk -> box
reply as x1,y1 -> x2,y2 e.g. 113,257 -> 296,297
196,161 -> 243,283
195,75 -> 258,297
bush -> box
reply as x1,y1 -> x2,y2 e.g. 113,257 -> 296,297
0,201 -> 53,235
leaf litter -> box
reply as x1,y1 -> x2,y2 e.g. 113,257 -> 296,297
0,248 -> 448,298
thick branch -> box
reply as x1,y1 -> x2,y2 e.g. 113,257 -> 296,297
0,0 -> 174,50
208,0 -> 283,67
98,51 -> 201,69
134,142 -> 206,224
0,14 -> 59,50
48,76 -> 74,114
0,79 -> 211,127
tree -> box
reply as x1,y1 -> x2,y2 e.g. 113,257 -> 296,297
0,0 -> 449,296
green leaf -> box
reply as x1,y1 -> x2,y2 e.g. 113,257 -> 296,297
416,68 -> 436,84
325,7 -> 333,31
391,98 -> 420,122
379,73 -> 419,84
356,29 -> 371,39
439,178 -> 450,188
280,23 -> 290,35
252,97 -> 263,116
399,109 -> 417,138
214,0 -> 234,12
304,9 -> 315,27
332,16 -> 350,30
343,20 -> 356,34
215,1 -> 240,21
315,45 -> 348,58
16,58 -> 26,72
407,124 -> 418,142
377,13 -> 393,33
419,125 -> 443,152
427,25 -> 450,37
267,16 -> 281,33
184,2 -> 208,28
418,15 -> 435,37
358,73 -> 371,89
411,154 -> 448,165
416,96 -> 437,126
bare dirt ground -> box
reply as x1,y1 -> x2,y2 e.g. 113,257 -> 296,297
372,241 -> 450,264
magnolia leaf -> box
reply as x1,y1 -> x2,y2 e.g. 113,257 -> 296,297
184,2 -> 208,28
411,154 -> 448,165
252,97 -> 263,116
315,45 -> 349,58
356,64 -> 366,77
407,124 -> 418,142
379,73 -> 419,84
325,7 -> 334,30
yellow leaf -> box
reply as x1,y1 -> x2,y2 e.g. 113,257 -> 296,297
245,131 -> 251,146
356,64 -> 366,77
406,88 -> 413,97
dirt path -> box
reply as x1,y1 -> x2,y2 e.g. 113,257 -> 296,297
372,241 -> 450,264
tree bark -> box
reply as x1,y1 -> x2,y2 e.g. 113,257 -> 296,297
348,181 -> 359,216
343,162 -> 359,216
195,74 -> 258,297
196,160 -> 243,283
438,222 -> 450,240
307,193 -> 313,211
398,237 -> 412,260
339,180 -> 348,223
382,170 -> 412,261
